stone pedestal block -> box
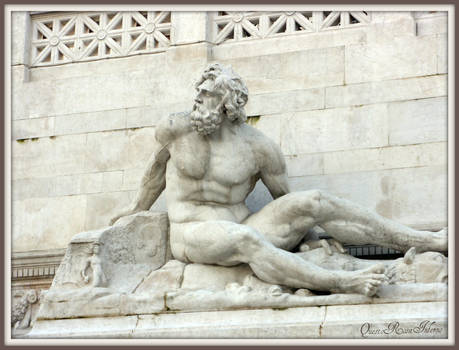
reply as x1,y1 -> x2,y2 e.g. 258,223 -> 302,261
28,301 -> 447,339
49,211 -> 170,294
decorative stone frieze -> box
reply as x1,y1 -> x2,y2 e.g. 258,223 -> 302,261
213,11 -> 371,44
30,11 -> 172,66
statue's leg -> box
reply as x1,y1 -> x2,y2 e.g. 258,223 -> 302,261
170,221 -> 386,296
244,190 -> 447,253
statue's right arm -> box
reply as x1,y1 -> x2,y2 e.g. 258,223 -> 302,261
109,118 -> 173,225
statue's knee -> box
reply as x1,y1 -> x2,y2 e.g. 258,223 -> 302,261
294,189 -> 326,218
231,226 -> 263,252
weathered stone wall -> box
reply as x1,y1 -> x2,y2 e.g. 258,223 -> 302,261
11,11 -> 448,254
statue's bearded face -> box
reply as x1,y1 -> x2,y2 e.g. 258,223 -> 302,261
190,79 -> 225,135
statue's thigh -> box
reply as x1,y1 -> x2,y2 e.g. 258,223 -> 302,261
179,220 -> 257,266
243,192 -> 318,250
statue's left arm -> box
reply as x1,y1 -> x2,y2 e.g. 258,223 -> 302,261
259,139 -> 290,199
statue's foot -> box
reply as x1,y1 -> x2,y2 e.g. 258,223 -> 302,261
433,227 -> 448,252
416,227 -> 448,253
337,264 -> 387,297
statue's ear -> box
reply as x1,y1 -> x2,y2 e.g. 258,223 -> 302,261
403,247 -> 416,264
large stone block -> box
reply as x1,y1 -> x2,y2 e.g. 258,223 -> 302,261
29,316 -> 139,338
289,165 -> 447,228
29,52 -> 167,82
11,65 -> 30,120
12,117 -> 55,140
85,130 -> 129,172
135,306 -> 325,338
365,12 -> 416,42
165,43 -> 211,65
246,88 -> 324,116
326,75 -> 447,109
22,72 -> 138,119
211,27 -> 367,61
285,153 -> 324,177
323,142 -> 447,175
20,79 -> 58,119
12,134 -> 87,179
321,301 -> 447,339
34,211 -> 170,320
121,168 -> 143,191
172,12 -> 209,45
78,173 -> 103,195
437,34 -> 447,74
386,166 -> 447,226
12,177 -> 53,201
416,13 -> 448,36
345,35 -> 437,84
125,102 -> 190,129
280,103 -> 389,155
51,211 -> 170,293
54,109 -> 126,136
28,301 -> 447,339
84,191 -> 133,231
12,171 -> 127,200
388,97 -> 447,146
247,115 -> 281,146
11,12 -> 31,66
221,46 -> 344,92
101,171 -> 124,193
12,195 -> 87,252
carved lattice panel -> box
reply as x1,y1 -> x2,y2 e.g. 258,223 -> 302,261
31,11 -> 172,66
214,11 -> 371,44
319,11 -> 371,30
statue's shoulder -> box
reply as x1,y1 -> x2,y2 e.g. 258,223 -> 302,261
242,123 -> 285,168
242,123 -> 282,153
155,111 -> 191,145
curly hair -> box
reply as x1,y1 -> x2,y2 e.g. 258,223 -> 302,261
195,63 -> 249,123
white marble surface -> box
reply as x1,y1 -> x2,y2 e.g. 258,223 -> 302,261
28,301 -> 447,339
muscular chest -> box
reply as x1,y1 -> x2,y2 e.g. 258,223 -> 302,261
170,133 -> 258,185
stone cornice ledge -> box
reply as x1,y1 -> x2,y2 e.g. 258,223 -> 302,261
12,248 -> 65,281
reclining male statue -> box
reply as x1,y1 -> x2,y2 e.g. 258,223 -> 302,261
110,63 -> 447,297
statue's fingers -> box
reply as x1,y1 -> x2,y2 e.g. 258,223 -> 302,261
320,239 -> 333,255
331,239 -> 346,254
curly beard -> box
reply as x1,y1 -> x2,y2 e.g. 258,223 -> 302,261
190,103 -> 224,135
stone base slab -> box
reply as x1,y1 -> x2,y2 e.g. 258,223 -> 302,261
27,301 -> 447,339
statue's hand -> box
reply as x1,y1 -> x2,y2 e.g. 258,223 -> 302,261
109,208 -> 136,226
300,238 -> 346,255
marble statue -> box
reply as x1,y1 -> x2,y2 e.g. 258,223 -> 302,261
81,242 -> 107,287
29,64 -> 448,338
11,290 -> 38,329
108,63 -> 447,297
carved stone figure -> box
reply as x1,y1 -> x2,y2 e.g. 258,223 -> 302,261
81,242 -> 108,287
11,290 -> 38,329
109,63 -> 447,297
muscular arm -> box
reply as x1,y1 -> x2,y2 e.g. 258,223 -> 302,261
109,115 -> 177,225
130,143 -> 170,212
259,138 -> 290,199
